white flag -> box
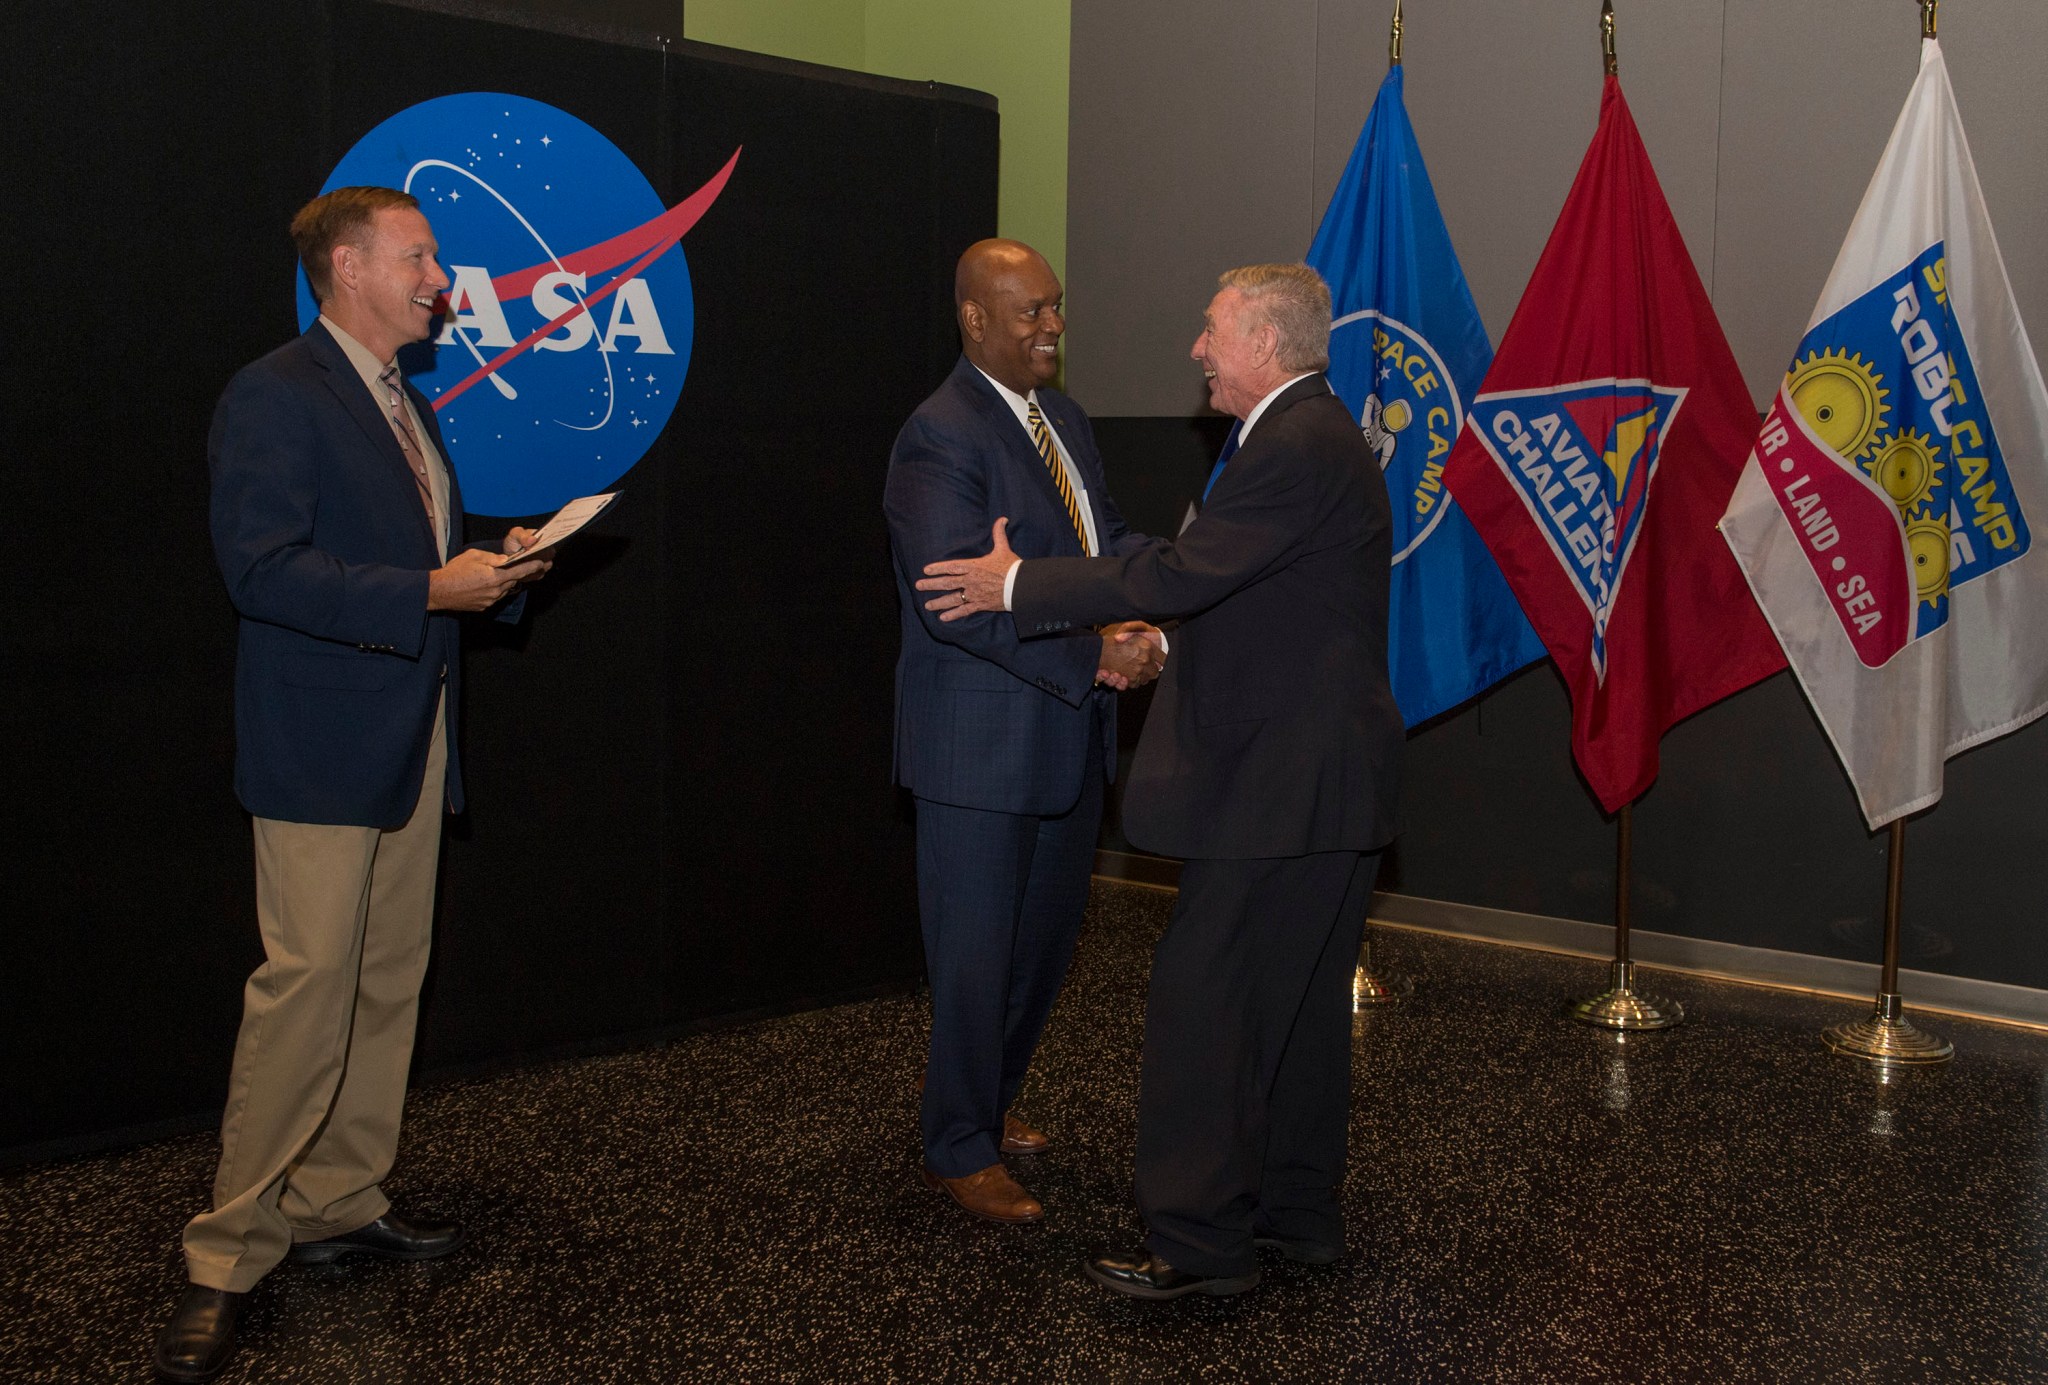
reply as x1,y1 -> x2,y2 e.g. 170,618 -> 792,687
1720,38 -> 2048,828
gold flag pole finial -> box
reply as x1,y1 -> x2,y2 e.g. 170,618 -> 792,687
1601,0 -> 1618,75
1919,0 -> 1937,40
1390,0 -> 1404,67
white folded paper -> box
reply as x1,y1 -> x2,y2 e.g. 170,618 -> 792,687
507,491 -> 620,560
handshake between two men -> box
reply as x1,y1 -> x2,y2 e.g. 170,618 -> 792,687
920,514 -> 1166,692
888,249 -> 1402,1302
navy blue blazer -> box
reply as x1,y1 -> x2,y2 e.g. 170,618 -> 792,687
209,322 -> 469,828
884,357 -> 1147,816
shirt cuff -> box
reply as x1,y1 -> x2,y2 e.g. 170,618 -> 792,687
1001,559 -> 1022,612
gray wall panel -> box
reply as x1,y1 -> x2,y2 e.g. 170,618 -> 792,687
1066,0 -> 1322,417
1948,5 -> 2048,338
1308,0 -> 1376,232
1714,2 -> 1927,405
1073,0 -> 2047,415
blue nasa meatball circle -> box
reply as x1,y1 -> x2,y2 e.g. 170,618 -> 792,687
299,92 -> 693,517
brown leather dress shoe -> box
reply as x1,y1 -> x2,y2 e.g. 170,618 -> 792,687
915,1072 -> 1055,1156
999,1113 -> 1053,1156
152,1284 -> 240,1382
921,1163 -> 1045,1223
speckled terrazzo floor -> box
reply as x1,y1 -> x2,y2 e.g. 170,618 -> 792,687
4,879 -> 2046,1383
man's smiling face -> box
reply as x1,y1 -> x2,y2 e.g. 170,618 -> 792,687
341,206 -> 450,361
963,249 -> 1065,396
1191,287 -> 1268,420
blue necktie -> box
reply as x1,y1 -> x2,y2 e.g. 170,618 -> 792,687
1202,422 -> 1243,502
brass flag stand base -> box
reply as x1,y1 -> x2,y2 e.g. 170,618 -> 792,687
1570,801 -> 1683,1031
1352,926 -> 1413,1007
1570,958 -> 1681,1030
1824,818 -> 1953,1065
1823,992 -> 1953,1064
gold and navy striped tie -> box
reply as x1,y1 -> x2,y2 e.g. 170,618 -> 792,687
1026,401 -> 1088,552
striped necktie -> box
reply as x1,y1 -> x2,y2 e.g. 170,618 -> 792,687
1025,400 -> 1088,551
378,365 -> 437,528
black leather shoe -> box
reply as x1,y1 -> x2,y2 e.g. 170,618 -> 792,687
1082,1247 -> 1260,1299
287,1212 -> 466,1265
1254,1234 -> 1344,1266
152,1284 -> 240,1382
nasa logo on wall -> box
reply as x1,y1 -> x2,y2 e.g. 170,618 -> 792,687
301,92 -> 739,516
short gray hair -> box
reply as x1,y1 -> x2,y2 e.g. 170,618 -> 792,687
1217,263 -> 1332,372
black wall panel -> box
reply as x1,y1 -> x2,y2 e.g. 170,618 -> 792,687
1,0 -> 995,1161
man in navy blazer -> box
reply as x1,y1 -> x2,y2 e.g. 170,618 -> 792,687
885,239 -> 1163,1224
156,187 -> 548,1383
920,263 -> 1403,1297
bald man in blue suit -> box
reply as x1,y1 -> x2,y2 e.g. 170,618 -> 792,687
885,239 -> 1163,1224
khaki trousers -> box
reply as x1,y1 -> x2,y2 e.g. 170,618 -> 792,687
183,697 -> 446,1293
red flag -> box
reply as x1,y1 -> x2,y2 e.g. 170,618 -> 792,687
1443,78 -> 1785,812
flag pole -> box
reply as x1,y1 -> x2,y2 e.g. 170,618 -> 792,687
1823,817 -> 1953,1062
1564,0 -> 1679,1032
1353,0 -> 1413,1010
1570,799 -> 1682,1029
1816,0 -> 1954,1067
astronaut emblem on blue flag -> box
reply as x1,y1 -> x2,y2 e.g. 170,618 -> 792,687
1328,310 -> 1468,563
1467,378 -> 1687,680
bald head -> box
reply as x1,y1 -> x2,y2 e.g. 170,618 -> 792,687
955,238 -> 1064,395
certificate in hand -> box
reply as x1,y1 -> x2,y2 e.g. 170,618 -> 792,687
507,491 -> 621,561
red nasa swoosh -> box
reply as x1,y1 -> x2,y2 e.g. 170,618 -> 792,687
431,147 -> 741,410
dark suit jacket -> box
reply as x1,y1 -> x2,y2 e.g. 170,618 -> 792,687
209,322 -> 468,828
885,357 -> 1147,816
1012,374 -> 1403,858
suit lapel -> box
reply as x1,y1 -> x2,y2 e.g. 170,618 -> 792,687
1247,373 -> 1334,434
955,361 -> 1083,555
306,324 -> 440,554
1200,375 -> 1333,512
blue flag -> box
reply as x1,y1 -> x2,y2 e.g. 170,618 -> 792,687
1307,65 -> 1544,726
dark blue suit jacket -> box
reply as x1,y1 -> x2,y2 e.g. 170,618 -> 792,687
885,357 -> 1147,816
209,322 -> 469,828
1013,375 -> 1405,858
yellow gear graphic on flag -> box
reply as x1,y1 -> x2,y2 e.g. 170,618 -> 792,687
1905,517 -> 1951,605
1786,349 -> 1889,462
1869,428 -> 1942,514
